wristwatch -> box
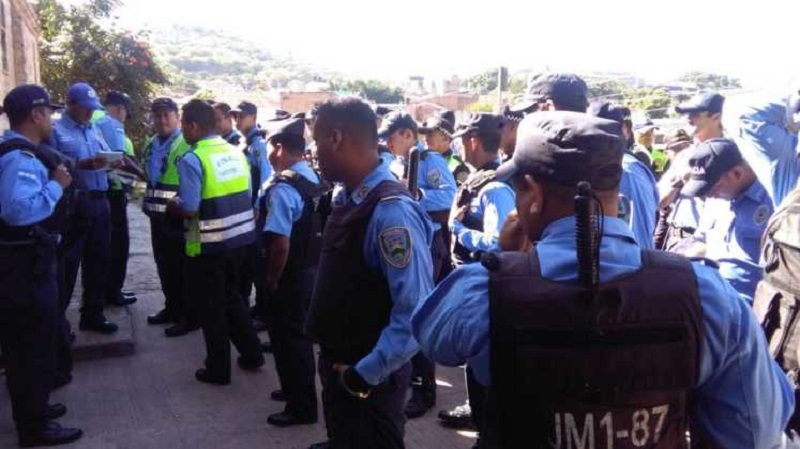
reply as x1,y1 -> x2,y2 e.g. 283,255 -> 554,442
340,367 -> 372,399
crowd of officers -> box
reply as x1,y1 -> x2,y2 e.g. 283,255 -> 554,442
0,70 -> 799,449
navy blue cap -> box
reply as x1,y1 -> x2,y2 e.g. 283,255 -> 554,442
419,110 -> 455,137
510,72 -> 588,113
378,111 -> 418,139
231,101 -> 258,116
269,109 -> 291,121
495,111 -> 624,190
682,138 -> 744,198
2,85 -> 63,117
267,117 -> 306,141
67,82 -> 102,111
633,119 -> 658,134
151,97 -> 178,113
374,106 -> 392,118
451,113 -> 505,139
105,91 -> 131,108
675,92 -> 725,115
588,101 -> 631,124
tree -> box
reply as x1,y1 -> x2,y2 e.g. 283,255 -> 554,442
626,88 -> 672,119
587,80 -> 631,101
678,71 -> 742,90
329,79 -> 404,104
466,69 -> 499,95
38,0 -> 169,152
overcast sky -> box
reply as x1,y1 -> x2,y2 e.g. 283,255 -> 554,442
107,0 -> 800,89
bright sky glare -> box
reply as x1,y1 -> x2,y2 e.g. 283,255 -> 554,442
110,0 -> 799,89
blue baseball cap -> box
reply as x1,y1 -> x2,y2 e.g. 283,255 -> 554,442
2,84 -> 63,118
682,138 -> 743,198
675,92 -> 725,115
378,111 -> 418,139
67,82 -> 103,110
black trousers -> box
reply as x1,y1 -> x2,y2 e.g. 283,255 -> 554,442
63,194 -> 111,317
54,254 -> 72,381
187,247 -> 262,380
150,217 -> 193,324
265,267 -> 317,418
466,365 -> 487,431
319,352 -> 410,449
0,243 -> 58,433
106,189 -> 130,300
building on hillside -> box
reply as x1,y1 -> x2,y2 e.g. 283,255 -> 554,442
276,91 -> 338,114
405,92 -> 481,120
0,0 -> 41,130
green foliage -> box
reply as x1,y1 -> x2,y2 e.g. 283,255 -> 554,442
38,0 -> 169,151
587,80 -> 631,100
466,69 -> 499,95
329,79 -> 404,104
625,88 -> 672,119
678,71 -> 742,90
465,99 -> 495,113
508,76 -> 526,96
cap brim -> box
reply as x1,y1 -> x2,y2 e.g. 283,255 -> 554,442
418,127 -> 435,135
451,128 -> 473,139
50,103 -> 64,111
78,99 -> 103,111
681,178 -> 711,198
675,105 -> 703,114
509,99 -> 536,114
635,125 -> 659,134
494,158 -> 519,182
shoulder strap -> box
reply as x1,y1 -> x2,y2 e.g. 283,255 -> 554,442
465,169 -> 497,194
274,169 -> 332,199
0,139 -> 62,170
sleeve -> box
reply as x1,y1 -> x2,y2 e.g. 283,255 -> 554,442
95,117 -> 126,153
411,263 -> 491,368
354,198 -> 435,386
176,153 -> 203,213
691,264 -> 794,449
256,139 -> 273,192
453,183 -> 516,253
0,154 -> 63,226
262,184 -> 302,237
418,156 -> 457,213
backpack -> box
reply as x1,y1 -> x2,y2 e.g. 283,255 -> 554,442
753,187 -> 800,430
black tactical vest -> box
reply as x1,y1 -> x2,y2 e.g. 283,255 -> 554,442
484,249 -> 703,449
0,139 -> 74,241
259,169 -> 332,274
451,161 -> 500,265
305,180 -> 411,364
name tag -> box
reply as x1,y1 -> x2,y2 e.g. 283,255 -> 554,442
209,153 -> 246,183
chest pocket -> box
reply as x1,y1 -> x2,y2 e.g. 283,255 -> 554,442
56,134 -> 84,159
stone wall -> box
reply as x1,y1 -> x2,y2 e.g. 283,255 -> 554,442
0,0 -> 41,131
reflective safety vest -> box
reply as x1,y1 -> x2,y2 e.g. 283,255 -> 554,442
184,137 -> 256,257
445,150 -> 470,185
142,133 -> 190,215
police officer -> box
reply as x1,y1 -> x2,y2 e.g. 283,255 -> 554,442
681,138 -> 773,303
658,92 -> 725,252
508,72 -> 589,115
374,107 -> 396,167
259,117 -> 328,427
51,82 -> 119,334
213,102 -> 242,147
0,85 -> 83,447
378,111 -> 415,180
590,101 -> 659,249
499,106 -> 524,162
168,99 -> 264,385
232,101 -> 272,322
419,110 -> 471,185
449,113 -> 515,266
91,91 -> 138,308
388,111 -> 461,419
305,98 -> 435,449
142,98 -> 198,338
412,111 -> 794,449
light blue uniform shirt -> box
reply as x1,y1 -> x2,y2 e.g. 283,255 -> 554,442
735,99 -> 800,206
263,160 -> 320,236
659,147 -> 704,231
619,153 -> 659,248
175,135 -> 222,213
0,131 -> 63,226
450,163 -> 516,254
51,112 -> 113,191
92,111 -> 126,153
333,162 -> 435,386
412,215 -> 794,449
145,130 -> 181,188
418,150 -> 457,215
695,180 -> 773,303
243,127 -> 273,199
379,148 -> 395,168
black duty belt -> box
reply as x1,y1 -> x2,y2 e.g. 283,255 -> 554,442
77,190 -> 108,199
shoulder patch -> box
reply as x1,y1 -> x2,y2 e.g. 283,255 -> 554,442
354,184 -> 371,203
456,170 -> 469,184
379,226 -> 412,269
754,204 -> 770,226
426,168 -> 442,187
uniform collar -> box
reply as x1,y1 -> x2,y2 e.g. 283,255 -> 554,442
541,215 -> 637,244
245,127 -> 260,139
60,112 -> 90,130
287,160 -> 308,172
735,179 -> 768,205
223,129 -> 240,140
3,130 -> 33,143
345,162 -> 395,206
